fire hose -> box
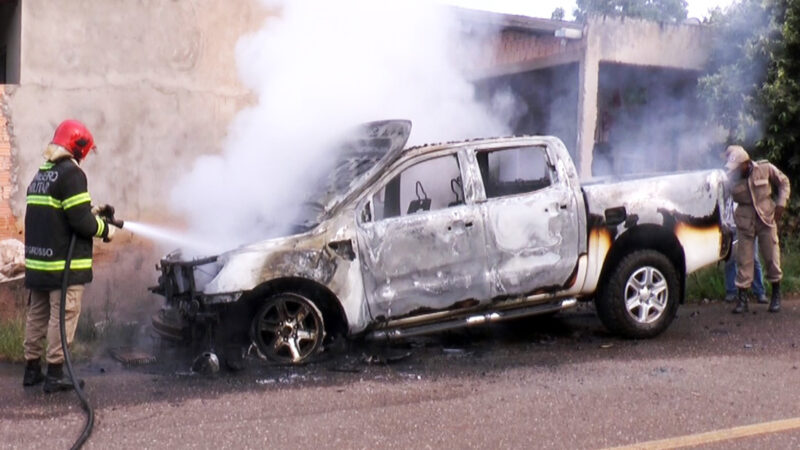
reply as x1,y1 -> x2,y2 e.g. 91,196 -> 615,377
60,210 -> 123,449
60,234 -> 93,450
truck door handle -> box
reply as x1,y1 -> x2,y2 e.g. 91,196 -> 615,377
448,221 -> 474,231
327,240 -> 356,261
560,203 -> 568,209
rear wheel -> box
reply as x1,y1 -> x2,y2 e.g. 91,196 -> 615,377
251,292 -> 325,364
596,250 -> 679,338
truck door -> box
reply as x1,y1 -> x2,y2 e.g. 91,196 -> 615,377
475,145 -> 582,297
355,151 -> 491,320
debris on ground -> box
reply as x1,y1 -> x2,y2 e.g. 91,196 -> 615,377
362,350 -> 412,365
442,348 -> 466,354
328,365 -> 362,373
190,351 -> 219,375
109,347 -> 157,366
535,336 -> 557,345
0,239 -> 24,282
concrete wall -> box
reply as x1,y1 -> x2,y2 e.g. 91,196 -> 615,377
576,16 -> 713,178
1,0 -> 269,318
470,15 -> 713,178
9,0 -> 269,221
590,16 -> 712,71
479,63 -> 580,162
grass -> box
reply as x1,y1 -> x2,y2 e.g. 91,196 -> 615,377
0,306 -> 139,363
0,315 -> 25,362
686,235 -> 800,301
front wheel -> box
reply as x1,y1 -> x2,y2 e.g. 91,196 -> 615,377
596,250 -> 680,338
251,292 -> 325,364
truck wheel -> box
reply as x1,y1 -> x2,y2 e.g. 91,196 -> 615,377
596,250 -> 679,338
251,292 -> 325,364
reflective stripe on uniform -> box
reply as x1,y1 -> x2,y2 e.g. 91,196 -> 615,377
94,216 -> 105,237
26,192 -> 91,210
69,259 -> 92,270
26,195 -> 62,208
39,162 -> 54,170
62,192 -> 91,210
25,258 -> 93,271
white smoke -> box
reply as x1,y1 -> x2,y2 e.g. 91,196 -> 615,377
170,0 -> 515,252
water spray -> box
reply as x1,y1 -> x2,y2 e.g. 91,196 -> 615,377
96,202 -> 223,255
123,221 -> 223,256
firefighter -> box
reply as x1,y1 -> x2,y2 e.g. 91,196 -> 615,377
22,119 -> 117,392
724,145 -> 790,314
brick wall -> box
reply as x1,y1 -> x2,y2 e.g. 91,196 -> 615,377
0,85 -> 19,240
489,30 -> 583,69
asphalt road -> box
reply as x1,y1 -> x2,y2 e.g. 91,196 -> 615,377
2,298 -> 799,449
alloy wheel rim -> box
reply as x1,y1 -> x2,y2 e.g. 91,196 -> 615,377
624,266 -> 668,324
255,295 -> 322,363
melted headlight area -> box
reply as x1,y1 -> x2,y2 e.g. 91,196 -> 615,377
152,255 -> 220,299
150,254 -> 230,341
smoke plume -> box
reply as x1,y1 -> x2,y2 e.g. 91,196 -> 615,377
170,0 -> 515,253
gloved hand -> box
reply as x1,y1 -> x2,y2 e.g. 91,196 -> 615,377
775,206 -> 785,225
95,204 -> 115,220
103,223 -> 116,243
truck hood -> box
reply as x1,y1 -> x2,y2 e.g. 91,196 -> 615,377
294,120 -> 412,231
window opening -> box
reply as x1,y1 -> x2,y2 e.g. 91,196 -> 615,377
477,146 -> 551,199
0,0 -> 20,84
371,154 -> 463,221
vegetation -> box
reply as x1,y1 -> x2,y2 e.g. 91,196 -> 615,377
699,0 -> 800,234
572,0 -> 689,22
760,2 -> 800,188
698,1 -> 781,148
0,315 -> 24,362
0,306 -> 139,363
687,236 -> 800,300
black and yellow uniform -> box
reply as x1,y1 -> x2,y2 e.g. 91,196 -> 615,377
24,148 -> 110,290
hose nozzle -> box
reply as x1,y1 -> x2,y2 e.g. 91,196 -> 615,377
108,218 -> 124,229
98,204 -> 124,229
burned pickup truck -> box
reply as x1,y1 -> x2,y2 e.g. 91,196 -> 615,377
152,120 -> 731,365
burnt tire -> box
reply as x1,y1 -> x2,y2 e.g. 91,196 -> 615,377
595,250 -> 679,339
251,292 -> 325,364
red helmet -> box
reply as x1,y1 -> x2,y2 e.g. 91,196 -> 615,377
51,119 -> 96,161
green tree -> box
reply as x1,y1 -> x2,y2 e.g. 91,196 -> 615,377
697,1 -> 778,147
698,1 -> 798,164
761,2 -> 800,172
573,0 -> 689,22
699,0 -> 800,228
551,7 -> 565,21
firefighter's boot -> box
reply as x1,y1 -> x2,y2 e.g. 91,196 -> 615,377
22,359 -> 44,387
732,288 -> 749,314
43,363 -> 84,394
768,282 -> 781,313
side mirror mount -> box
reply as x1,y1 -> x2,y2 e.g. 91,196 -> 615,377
360,201 -> 372,223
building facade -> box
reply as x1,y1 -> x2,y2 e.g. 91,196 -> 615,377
0,3 -> 718,317
461,10 -> 716,179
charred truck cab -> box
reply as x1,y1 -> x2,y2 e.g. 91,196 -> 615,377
152,120 -> 732,366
